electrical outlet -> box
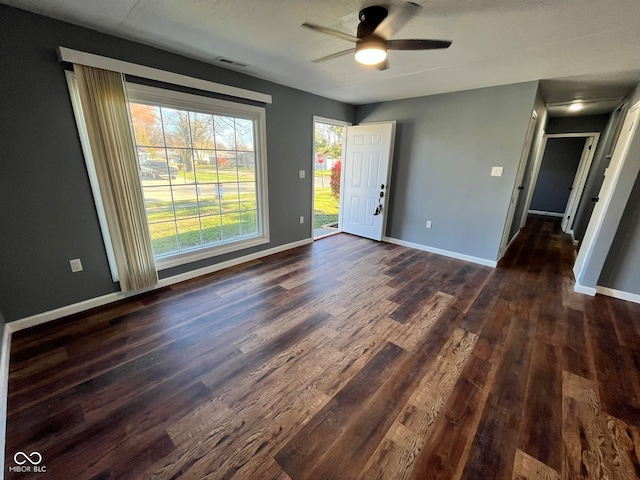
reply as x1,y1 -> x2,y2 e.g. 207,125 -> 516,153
299,170 -> 306,179
491,166 -> 503,177
299,216 -> 304,224
426,221 -> 432,229
69,258 -> 83,272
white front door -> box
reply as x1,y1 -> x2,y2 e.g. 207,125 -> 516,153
341,122 -> 395,241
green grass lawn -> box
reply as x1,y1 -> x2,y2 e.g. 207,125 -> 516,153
145,194 -> 258,256
314,187 -> 339,229
176,166 -> 255,183
145,193 -> 257,222
149,210 -> 257,256
147,177 -> 339,255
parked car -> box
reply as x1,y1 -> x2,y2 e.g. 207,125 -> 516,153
141,160 -> 178,180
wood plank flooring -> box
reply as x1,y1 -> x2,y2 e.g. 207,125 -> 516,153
5,215 -> 640,479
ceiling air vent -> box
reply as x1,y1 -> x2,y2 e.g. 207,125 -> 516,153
215,57 -> 248,68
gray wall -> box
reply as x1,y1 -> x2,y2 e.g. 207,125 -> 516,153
530,137 -> 586,213
355,81 -> 539,262
599,171 -> 640,294
0,6 -> 354,322
546,114 -> 609,134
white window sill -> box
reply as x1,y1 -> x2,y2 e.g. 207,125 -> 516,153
155,234 -> 270,270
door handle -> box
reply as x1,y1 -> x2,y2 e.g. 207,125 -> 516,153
591,197 -> 599,202
374,189 -> 385,215
517,186 -> 524,190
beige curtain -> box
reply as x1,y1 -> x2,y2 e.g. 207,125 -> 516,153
74,64 -> 158,291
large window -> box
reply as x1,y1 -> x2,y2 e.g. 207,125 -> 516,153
126,83 -> 269,269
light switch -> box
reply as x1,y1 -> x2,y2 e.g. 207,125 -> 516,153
491,166 -> 503,177
69,258 -> 83,272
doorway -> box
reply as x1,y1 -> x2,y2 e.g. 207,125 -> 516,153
313,118 -> 348,239
528,133 -> 599,238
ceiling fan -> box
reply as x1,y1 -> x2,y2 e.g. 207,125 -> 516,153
302,3 -> 451,70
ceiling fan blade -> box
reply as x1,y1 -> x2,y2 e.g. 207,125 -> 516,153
375,1 -> 422,39
312,48 -> 355,63
302,22 -> 358,43
387,39 -> 452,50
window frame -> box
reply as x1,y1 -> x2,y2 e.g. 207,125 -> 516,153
125,82 -> 270,270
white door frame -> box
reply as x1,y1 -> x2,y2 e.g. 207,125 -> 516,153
499,110 -> 538,259
519,132 -> 600,230
561,133 -> 600,234
574,101 -> 640,288
312,116 -> 351,239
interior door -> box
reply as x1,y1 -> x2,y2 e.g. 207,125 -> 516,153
499,111 -> 538,257
341,122 -> 395,241
561,136 -> 597,233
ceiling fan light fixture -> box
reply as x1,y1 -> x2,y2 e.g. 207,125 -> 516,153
355,37 -> 387,65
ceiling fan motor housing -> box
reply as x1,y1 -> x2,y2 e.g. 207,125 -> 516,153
357,5 -> 388,37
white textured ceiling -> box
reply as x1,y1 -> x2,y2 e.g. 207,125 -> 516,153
3,0 -> 640,111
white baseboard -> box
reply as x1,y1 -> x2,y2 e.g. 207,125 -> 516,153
596,286 -> 640,304
7,291 -> 134,334
528,210 -> 564,218
574,282 -> 597,296
383,237 -> 497,267
9,238 -> 313,334
0,237 -> 313,478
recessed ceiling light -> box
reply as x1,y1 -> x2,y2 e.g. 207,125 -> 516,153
568,101 -> 584,112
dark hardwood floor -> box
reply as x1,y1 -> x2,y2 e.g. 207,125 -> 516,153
5,215 -> 640,479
